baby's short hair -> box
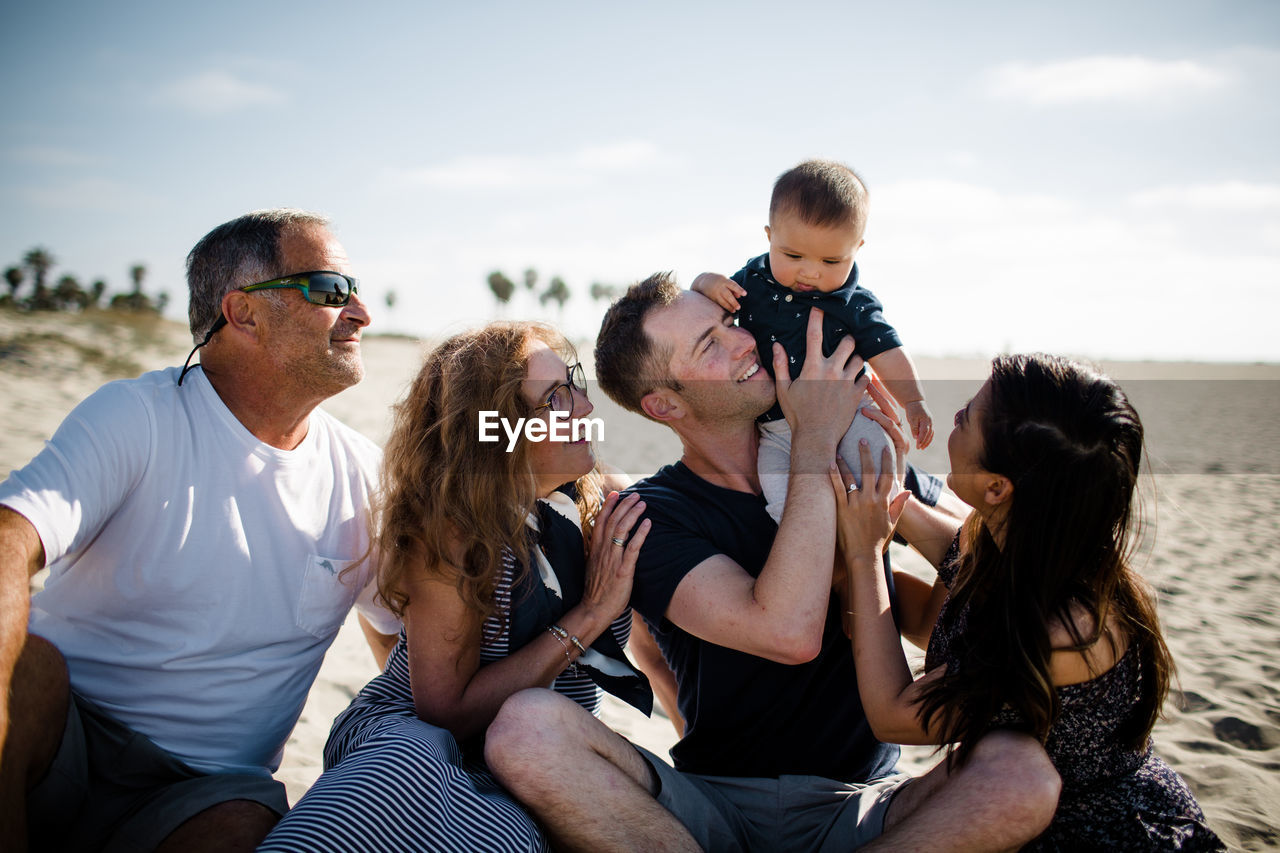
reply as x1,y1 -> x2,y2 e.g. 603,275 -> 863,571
770,159 -> 869,238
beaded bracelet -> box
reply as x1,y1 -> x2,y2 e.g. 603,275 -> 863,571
546,623 -> 584,667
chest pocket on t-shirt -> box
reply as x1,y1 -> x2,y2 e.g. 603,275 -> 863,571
296,554 -> 361,639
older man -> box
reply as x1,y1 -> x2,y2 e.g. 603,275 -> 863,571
487,273 -> 1061,851
0,209 -> 398,851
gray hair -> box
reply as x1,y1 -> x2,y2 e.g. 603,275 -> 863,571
185,208 -> 331,342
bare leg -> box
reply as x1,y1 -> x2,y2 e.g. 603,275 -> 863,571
156,800 -> 281,853
0,634 -> 71,849
486,688 -> 699,853
930,486 -> 970,524
869,730 -> 1060,852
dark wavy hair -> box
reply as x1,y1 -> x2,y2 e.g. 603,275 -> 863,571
916,353 -> 1172,765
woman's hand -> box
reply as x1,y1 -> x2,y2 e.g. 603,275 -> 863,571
860,389 -> 910,486
828,440 -> 910,564
581,491 -> 651,625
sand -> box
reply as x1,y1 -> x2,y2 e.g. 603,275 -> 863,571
2,311 -> 1277,850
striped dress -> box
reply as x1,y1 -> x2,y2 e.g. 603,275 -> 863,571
259,550 -> 632,853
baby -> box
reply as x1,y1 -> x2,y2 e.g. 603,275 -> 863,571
693,159 -> 933,523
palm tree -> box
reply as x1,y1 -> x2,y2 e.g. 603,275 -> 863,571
487,270 -> 515,316
522,267 -> 539,315
53,274 -> 88,310
590,281 -> 619,304
129,264 -> 147,295
89,279 -> 107,308
110,263 -> 154,312
23,247 -> 55,310
3,266 -> 23,301
540,275 -> 571,323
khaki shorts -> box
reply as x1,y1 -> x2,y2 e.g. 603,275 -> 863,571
27,692 -> 288,853
636,745 -> 910,852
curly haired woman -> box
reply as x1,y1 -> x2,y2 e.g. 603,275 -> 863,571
262,322 -> 670,852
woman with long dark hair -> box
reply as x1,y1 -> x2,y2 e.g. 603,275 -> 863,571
262,322 -> 669,852
834,353 -> 1221,849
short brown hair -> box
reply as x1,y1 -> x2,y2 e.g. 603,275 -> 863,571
593,271 -> 683,418
769,159 -> 869,239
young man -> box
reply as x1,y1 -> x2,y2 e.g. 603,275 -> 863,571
486,273 -> 1061,851
0,209 -> 399,851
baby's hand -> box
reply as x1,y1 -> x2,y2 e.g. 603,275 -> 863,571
905,400 -> 934,450
691,272 -> 747,313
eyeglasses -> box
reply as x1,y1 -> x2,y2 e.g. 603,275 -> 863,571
178,270 -> 360,385
533,363 -> 587,414
241,270 -> 359,306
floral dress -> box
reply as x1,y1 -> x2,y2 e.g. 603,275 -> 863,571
925,540 -> 1224,851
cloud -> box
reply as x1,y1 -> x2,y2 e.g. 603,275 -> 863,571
985,56 -> 1231,105
858,177 -> 1279,359
1129,181 -> 1280,211
396,155 -> 532,190
156,70 -> 286,115
386,141 -> 666,191
871,179 -> 1073,229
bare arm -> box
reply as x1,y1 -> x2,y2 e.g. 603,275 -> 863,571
600,468 -> 684,734
868,346 -> 933,449
856,399 -> 964,570
626,611 -> 683,736
406,492 -> 650,742
357,613 -> 398,671
0,508 -> 46,758
830,446 -> 948,745
848,555 -> 944,744
867,346 -> 924,409
666,308 -> 867,664
895,497 -> 964,569
690,272 -> 747,313
892,570 -> 949,650
850,402 -> 957,642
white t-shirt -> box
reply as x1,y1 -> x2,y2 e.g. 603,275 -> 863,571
0,367 -> 399,776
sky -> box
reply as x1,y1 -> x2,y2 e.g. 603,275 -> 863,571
2,0 -> 1278,362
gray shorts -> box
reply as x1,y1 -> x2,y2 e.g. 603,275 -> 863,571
27,691 -> 289,853
636,746 -> 910,852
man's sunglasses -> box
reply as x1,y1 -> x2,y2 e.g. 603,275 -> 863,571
178,270 -> 360,385
241,270 -> 359,306
533,363 -> 587,414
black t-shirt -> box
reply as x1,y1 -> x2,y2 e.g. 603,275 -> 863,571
628,461 -> 899,781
